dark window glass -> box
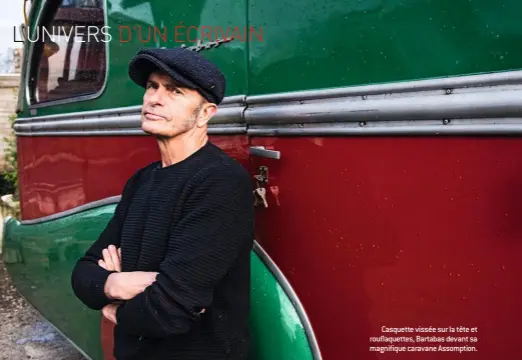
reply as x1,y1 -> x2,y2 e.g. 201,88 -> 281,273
28,0 -> 107,105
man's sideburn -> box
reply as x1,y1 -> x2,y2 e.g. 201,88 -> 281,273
181,99 -> 206,130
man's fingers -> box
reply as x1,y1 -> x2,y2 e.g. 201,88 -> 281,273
101,245 -> 122,272
108,245 -> 121,272
102,249 -> 115,271
98,259 -> 107,270
148,272 -> 159,285
102,305 -> 117,325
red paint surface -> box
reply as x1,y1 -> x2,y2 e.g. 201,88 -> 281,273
17,134 -> 249,360
101,317 -> 115,360
17,135 -> 249,220
249,137 -> 522,360
17,135 -> 522,359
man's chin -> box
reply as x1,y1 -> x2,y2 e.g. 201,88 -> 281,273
141,122 -> 194,138
141,123 -> 162,136
141,124 -> 177,138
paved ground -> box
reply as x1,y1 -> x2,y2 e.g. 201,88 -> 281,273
0,258 -> 87,360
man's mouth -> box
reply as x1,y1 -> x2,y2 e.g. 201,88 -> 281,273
143,112 -> 165,121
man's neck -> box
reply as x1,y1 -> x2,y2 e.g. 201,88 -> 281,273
157,132 -> 209,168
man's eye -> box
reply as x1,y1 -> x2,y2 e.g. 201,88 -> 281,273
168,86 -> 182,94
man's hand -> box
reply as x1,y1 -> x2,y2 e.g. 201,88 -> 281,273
104,271 -> 159,300
97,246 -> 206,319
98,245 -> 121,272
102,303 -> 119,325
97,245 -> 158,300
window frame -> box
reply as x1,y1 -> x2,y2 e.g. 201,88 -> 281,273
25,0 -> 109,110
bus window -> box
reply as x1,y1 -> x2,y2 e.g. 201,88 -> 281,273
28,0 -> 107,105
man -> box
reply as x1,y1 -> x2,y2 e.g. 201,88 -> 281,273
71,47 -> 254,360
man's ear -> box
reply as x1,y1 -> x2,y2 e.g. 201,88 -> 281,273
196,102 -> 218,128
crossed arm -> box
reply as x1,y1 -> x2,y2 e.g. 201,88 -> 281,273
70,171 -> 159,317
72,164 -> 254,338
71,223 -> 159,323
77,240 -> 209,327
96,245 -> 160,324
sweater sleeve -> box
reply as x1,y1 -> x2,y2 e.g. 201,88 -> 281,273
70,171 -> 140,310
115,164 -> 254,338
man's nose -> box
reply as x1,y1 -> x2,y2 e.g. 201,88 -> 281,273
145,87 -> 165,104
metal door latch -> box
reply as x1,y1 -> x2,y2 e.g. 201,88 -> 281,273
249,146 -> 281,160
253,166 -> 269,208
253,166 -> 268,184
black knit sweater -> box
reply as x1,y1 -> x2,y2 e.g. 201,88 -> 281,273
71,141 -> 255,360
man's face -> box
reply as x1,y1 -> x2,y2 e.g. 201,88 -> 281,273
141,71 -> 207,138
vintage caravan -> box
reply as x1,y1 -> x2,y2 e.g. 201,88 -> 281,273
3,0 -> 522,359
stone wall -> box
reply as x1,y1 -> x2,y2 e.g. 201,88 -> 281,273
0,73 -> 20,173
0,72 -> 20,249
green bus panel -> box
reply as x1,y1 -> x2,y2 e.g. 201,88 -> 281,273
247,0 -> 522,94
3,205 -> 314,360
19,1 -> 522,118
19,0 -> 248,118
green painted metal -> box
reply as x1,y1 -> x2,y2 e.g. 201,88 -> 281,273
247,0 -> 522,94
20,0 -> 249,118
2,205 -> 313,360
19,0 -> 522,118
250,253 -> 314,360
2,206 -> 115,360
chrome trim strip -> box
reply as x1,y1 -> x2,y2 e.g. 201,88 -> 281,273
15,70 -> 522,136
16,129 -> 145,136
253,240 -> 322,360
13,126 -> 245,137
14,115 -> 243,131
14,96 -> 246,136
16,95 -> 245,122
220,94 -> 247,106
244,86 -> 522,125
208,126 -> 246,135
20,195 -> 121,225
247,70 -> 522,104
17,105 -> 142,122
24,0 -> 110,111
249,146 -> 281,159
14,117 -> 243,132
247,118 -> 522,136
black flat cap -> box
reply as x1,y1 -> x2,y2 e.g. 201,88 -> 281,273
128,47 -> 226,104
